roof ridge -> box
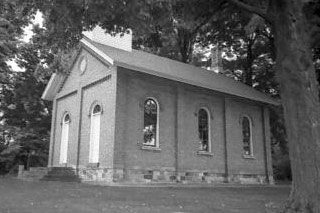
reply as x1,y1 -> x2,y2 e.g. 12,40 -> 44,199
80,36 -> 280,106
89,37 -> 227,77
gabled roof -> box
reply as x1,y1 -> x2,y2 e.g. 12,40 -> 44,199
41,73 -> 66,101
42,36 -> 279,106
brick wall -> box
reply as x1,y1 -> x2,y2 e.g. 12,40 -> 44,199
177,86 -> 226,173
49,49 -> 273,184
114,68 -> 176,180
79,74 -> 116,168
114,67 -> 272,183
51,48 -> 117,171
54,92 -> 78,166
225,99 -> 266,177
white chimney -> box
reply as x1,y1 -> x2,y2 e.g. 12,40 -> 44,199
83,26 -> 132,52
210,46 -> 223,73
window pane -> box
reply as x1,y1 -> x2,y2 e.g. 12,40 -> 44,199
64,114 -> 70,123
242,117 -> 251,155
198,109 -> 209,151
93,105 -> 101,114
143,99 -> 157,146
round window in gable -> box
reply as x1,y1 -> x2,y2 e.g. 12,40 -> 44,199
79,56 -> 87,75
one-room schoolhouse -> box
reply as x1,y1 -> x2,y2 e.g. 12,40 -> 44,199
42,27 -> 278,184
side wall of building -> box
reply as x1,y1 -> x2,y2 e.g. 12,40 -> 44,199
114,67 -> 272,183
225,99 -> 268,183
114,67 -> 177,182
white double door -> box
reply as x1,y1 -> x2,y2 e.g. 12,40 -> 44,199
59,121 -> 69,164
89,113 -> 100,163
59,112 -> 101,164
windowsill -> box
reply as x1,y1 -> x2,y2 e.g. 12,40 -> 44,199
87,162 -> 100,168
242,154 -> 255,159
141,145 -> 161,152
197,150 -> 214,157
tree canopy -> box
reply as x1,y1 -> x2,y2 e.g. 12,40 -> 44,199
0,0 -> 319,212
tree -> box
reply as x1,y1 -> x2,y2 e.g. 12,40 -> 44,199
0,0 -> 35,84
0,13 -> 52,173
35,0 -> 225,63
0,41 -> 52,173
132,0 -> 224,63
226,0 -> 320,212
25,0 -> 320,211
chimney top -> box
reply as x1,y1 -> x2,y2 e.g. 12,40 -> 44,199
210,46 -> 223,73
83,26 -> 132,52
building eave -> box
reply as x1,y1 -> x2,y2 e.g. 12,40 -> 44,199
42,36 -> 280,106
115,61 -> 280,106
41,73 -> 67,101
80,38 -> 114,66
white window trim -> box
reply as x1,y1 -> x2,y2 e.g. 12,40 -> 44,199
142,97 -> 160,149
197,107 -> 212,153
242,115 -> 254,158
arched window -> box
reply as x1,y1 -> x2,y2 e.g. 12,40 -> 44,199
198,108 -> 210,152
89,104 -> 102,163
242,116 -> 253,156
60,113 -> 70,164
143,98 -> 159,147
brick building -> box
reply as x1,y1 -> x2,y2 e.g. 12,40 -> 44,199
42,27 -> 279,184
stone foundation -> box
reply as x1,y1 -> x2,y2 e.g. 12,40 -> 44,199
77,167 -> 113,182
30,166 -> 272,185
105,168 -> 270,184
227,174 -> 270,184
125,169 -> 177,183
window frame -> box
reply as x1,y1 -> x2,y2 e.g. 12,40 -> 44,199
142,97 -> 160,149
241,115 -> 254,158
197,107 -> 212,153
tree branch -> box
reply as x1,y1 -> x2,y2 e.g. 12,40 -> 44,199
192,14 -> 214,35
311,31 -> 320,47
226,0 -> 271,22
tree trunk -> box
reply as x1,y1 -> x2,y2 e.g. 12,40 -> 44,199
271,0 -> 320,212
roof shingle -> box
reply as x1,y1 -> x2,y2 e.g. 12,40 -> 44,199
86,37 -> 279,106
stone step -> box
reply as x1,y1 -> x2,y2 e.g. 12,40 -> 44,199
47,171 -> 76,175
48,169 -> 76,175
41,176 -> 81,182
41,167 -> 81,182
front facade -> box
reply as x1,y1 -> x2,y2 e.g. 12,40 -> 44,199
43,30 -> 277,184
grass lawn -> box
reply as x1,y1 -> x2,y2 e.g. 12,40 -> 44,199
0,178 -> 290,213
